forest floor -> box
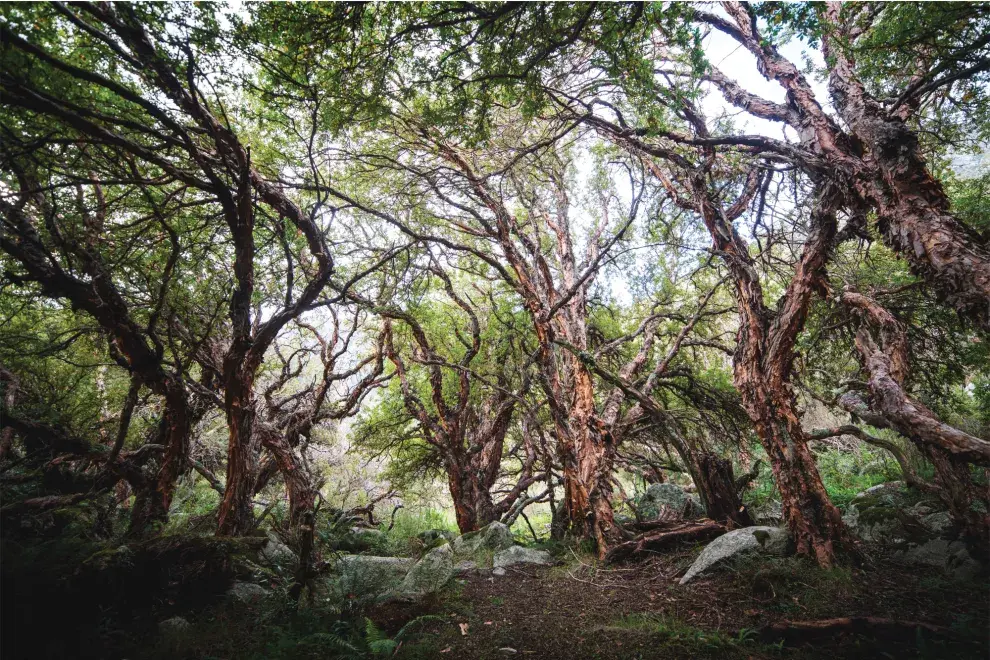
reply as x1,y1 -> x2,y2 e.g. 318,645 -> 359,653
371,549 -> 988,660
5,536 -> 987,659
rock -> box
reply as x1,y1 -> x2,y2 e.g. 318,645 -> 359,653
679,526 -> 791,584
331,527 -> 385,552
352,527 -> 385,544
893,539 -> 983,580
636,483 -> 704,520
158,616 -> 191,635
398,543 -> 454,597
454,560 -> 479,575
226,581 -> 269,604
842,484 -> 980,577
842,483 -> 937,546
921,512 -> 954,536
418,528 -> 455,544
333,555 -> 416,599
258,535 -> 297,566
863,481 -> 904,496
493,545 -> 552,569
453,522 -> 514,556
492,567 -> 506,576
751,500 -> 783,525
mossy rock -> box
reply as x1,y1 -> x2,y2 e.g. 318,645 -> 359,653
843,483 -> 947,546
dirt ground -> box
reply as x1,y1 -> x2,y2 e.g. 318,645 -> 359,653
372,549 -> 989,660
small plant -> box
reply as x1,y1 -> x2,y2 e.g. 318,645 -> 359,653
295,615 -> 443,659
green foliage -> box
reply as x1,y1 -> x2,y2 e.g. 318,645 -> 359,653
605,613 -> 767,655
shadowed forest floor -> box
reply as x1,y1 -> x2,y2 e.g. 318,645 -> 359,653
373,554 -> 988,660
88,547 -> 986,660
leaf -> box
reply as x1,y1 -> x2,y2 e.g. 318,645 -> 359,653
459,622 -> 469,636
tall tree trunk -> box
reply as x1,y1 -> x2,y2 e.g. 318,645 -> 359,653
694,169 -> 851,565
448,461 -> 479,534
559,359 -> 621,555
216,363 -> 260,536
738,375 -> 848,564
261,427 -> 317,597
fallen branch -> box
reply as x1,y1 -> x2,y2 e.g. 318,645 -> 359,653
756,617 -> 956,644
0,492 -> 92,519
605,520 -> 725,563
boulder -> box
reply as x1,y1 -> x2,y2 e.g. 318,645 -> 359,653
398,543 -> 454,597
453,522 -> 514,556
750,500 -> 783,526
330,527 -> 385,552
418,528 -> 455,545
493,545 -> 552,569
842,483 -> 982,578
455,560 -> 479,576
258,535 -> 297,566
352,527 -> 385,544
842,483 -> 937,546
893,539 -> 983,580
158,616 -> 191,635
680,526 -> 791,584
636,483 -> 704,520
226,581 -> 269,604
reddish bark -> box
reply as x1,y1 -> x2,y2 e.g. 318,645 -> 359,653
698,2 -> 990,327
259,425 -> 317,594
0,198 -> 192,535
692,453 -> 754,528
604,520 -> 726,563
839,290 -> 990,553
433,147 -> 623,553
382,302 -> 532,534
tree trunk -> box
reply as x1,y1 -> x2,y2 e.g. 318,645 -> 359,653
448,456 -> 501,534
923,445 -> 989,558
216,363 -> 260,536
260,426 -> 318,597
693,169 -> 851,566
559,359 -> 621,557
740,380 -> 849,566
448,462 -> 479,534
693,452 -> 754,528
818,8 -> 990,327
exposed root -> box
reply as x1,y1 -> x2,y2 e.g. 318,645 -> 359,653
756,617 -> 956,644
605,520 -> 725,563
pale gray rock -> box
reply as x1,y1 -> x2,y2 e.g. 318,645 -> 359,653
492,567 -> 507,577
921,512 -> 954,536
398,543 -> 454,597
680,527 -> 791,584
751,500 -> 783,525
418,528 -> 455,544
493,545 -> 552,569
636,483 -> 704,519
455,560 -> 479,575
893,538 -> 982,580
453,522 -> 514,555
259,535 -> 297,566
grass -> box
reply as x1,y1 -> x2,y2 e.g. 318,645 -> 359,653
602,613 -> 775,657
723,555 -> 856,618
